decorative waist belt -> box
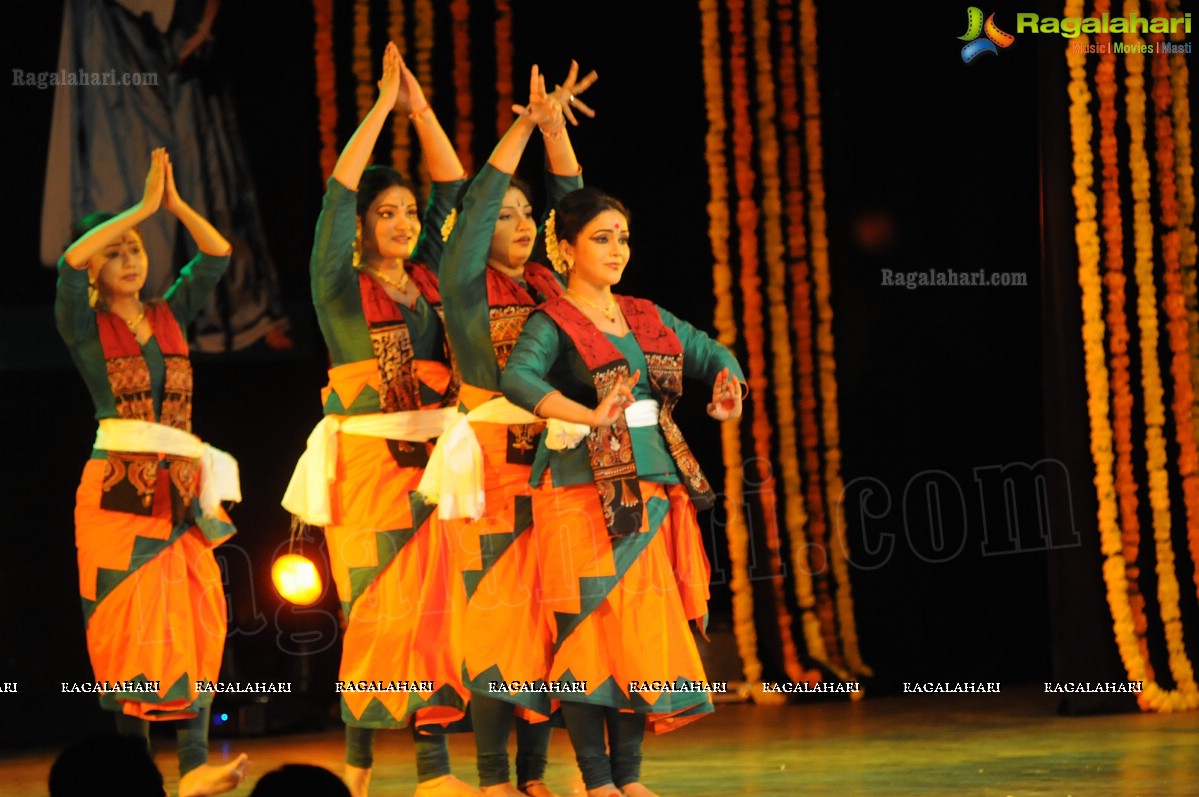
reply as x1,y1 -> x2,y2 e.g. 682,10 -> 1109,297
94,418 -> 241,518
282,407 -> 458,526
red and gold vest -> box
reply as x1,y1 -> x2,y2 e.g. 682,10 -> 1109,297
541,294 -> 714,536
96,302 -> 196,521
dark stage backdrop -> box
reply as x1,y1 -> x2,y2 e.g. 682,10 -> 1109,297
1,0 -> 1105,745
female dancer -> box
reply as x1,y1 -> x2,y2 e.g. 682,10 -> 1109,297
282,43 -> 472,797
500,188 -> 744,797
434,63 -> 594,797
56,148 -> 248,797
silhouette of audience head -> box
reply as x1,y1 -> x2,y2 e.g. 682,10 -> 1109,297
49,734 -> 166,797
249,763 -> 352,796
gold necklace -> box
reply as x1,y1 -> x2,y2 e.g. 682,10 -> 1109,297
567,288 -> 617,323
367,264 -> 411,293
122,303 -> 146,332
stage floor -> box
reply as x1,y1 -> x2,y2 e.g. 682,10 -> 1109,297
3,687 -> 1197,796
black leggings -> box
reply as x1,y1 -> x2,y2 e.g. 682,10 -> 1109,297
115,707 -> 210,775
345,724 -> 451,783
471,692 -> 552,787
560,703 -> 644,790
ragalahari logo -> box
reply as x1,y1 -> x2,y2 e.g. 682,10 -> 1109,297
959,7 -> 1016,62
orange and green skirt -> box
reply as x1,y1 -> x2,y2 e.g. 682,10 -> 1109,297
325,431 -> 468,730
446,421 -> 553,721
75,458 -> 234,720
532,479 -> 714,733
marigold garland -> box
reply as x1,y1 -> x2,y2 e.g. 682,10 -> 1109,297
1065,0 -> 1198,712
413,0 -> 435,187
494,0 -> 514,141
776,0 -> 835,677
388,0 -> 411,183
727,0 -> 811,688
450,0 -> 474,173
800,0 -> 870,677
1093,0 -> 1153,668
753,0 -> 832,680
698,0 -> 773,702
1122,0 -> 1198,704
353,0 -> 373,123
313,0 -> 337,179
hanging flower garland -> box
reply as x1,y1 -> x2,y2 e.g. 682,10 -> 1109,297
799,0 -> 870,677
388,0 -> 411,181
698,0 -> 769,700
728,0 -> 810,688
1065,0 -> 1197,711
413,0 -> 435,186
450,0 -> 474,173
353,0 -> 373,123
494,0 -> 514,141
762,0 -> 835,678
752,0 -> 822,673
1093,0 -> 1153,668
1122,0 -> 1199,703
313,0 -> 338,179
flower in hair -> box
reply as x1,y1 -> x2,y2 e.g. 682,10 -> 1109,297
544,209 -> 567,274
440,208 -> 459,243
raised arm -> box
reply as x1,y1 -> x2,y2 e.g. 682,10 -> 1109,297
162,156 -> 231,256
63,149 -> 165,269
396,55 -> 464,183
331,42 -> 403,190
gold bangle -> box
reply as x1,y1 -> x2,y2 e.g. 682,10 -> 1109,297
408,104 -> 430,120
541,125 -> 565,141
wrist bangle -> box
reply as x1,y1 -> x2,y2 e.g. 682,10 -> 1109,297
409,104 -> 430,120
540,124 -> 565,141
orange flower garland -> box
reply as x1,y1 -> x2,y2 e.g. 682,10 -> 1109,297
799,0 -> 870,677
750,0 -> 829,680
1066,0 -> 1198,711
450,0 -> 474,173
1093,0 -> 1153,667
494,0 -> 514,141
413,0 -> 435,186
353,0 -> 373,123
1122,0 -> 1198,705
727,0 -> 809,687
313,0 -> 337,179
698,0 -> 770,699
388,0 -> 411,182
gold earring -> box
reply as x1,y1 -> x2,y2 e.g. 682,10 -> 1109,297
352,220 -> 364,268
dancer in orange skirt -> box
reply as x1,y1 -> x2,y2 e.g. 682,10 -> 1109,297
282,43 -> 473,797
501,188 -> 745,797
57,148 -> 249,796
428,63 -> 595,797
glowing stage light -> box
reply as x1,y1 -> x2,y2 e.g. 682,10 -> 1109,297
272,553 -> 322,605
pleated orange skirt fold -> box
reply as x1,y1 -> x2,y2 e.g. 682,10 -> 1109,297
446,421 -> 553,720
533,480 -> 715,733
75,458 -> 232,720
326,432 -> 468,730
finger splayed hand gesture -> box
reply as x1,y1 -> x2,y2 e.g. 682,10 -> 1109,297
512,65 -> 564,130
707,368 -> 744,420
548,60 -> 598,126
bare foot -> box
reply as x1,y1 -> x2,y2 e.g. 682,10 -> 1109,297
415,774 -> 482,795
177,754 -> 249,797
619,784 -> 659,797
519,781 -> 561,797
481,784 -> 524,796
586,785 -> 622,797
344,764 -> 371,797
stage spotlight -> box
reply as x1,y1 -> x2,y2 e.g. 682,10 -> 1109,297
271,553 -> 322,606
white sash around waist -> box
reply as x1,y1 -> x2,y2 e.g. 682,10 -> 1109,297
282,407 -> 457,526
94,418 -> 241,518
417,398 -> 659,521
